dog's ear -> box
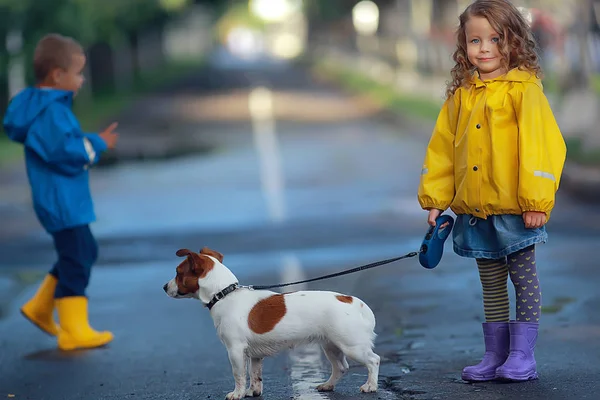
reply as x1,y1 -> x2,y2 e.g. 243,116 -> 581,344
200,247 -> 224,263
188,252 -> 211,275
176,248 -> 194,257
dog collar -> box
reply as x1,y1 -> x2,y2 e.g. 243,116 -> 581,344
206,283 -> 239,310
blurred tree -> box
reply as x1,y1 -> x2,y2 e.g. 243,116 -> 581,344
304,0 -> 352,21
303,0 -> 356,46
215,1 -> 265,44
2,0 -> 197,93
431,0 -> 458,34
97,0 -> 173,89
0,0 -> 209,109
572,0 -> 594,89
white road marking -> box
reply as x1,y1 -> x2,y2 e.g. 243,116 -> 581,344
249,86 -> 287,223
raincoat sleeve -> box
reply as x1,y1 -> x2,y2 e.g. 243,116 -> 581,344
25,103 -> 108,176
514,83 -> 567,216
417,94 -> 459,210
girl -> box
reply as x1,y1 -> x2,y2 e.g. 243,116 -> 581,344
417,0 -> 566,382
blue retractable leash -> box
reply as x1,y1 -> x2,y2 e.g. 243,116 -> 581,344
419,214 -> 454,269
246,215 -> 455,291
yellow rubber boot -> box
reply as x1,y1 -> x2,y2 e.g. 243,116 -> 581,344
56,296 -> 113,351
20,274 -> 60,336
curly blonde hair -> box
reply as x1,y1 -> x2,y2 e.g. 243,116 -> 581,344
446,0 -> 542,99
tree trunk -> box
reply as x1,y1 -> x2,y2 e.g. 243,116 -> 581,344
128,31 -> 140,88
574,0 -> 593,89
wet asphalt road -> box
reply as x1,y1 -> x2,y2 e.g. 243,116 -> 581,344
1,48 -> 600,400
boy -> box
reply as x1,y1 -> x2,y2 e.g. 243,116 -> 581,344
3,33 -> 119,351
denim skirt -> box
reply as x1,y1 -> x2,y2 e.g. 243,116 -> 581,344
452,214 -> 547,259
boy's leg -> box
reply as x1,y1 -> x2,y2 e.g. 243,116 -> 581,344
496,245 -> 540,381
462,257 -> 510,382
53,225 -> 113,351
19,229 -> 78,336
49,263 -> 59,280
53,225 -> 97,298
20,272 -> 61,336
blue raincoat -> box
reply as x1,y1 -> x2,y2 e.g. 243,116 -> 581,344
3,88 -> 108,233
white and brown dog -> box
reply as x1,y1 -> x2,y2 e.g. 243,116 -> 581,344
163,247 -> 380,399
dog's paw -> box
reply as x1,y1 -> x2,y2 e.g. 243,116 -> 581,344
245,388 -> 262,397
359,382 -> 378,393
225,390 -> 245,400
316,383 -> 334,392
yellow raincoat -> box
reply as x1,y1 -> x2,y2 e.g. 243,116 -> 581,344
418,68 -> 567,219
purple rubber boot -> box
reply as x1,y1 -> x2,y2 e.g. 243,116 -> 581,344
495,322 -> 539,381
461,322 -> 510,382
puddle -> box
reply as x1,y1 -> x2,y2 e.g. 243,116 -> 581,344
13,270 -> 46,285
542,296 -> 576,314
289,344 -> 329,399
381,375 -> 427,397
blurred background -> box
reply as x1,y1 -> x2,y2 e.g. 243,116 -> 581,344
0,1 -> 599,399
1,0 -> 600,165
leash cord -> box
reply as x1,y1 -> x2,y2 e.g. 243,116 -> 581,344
248,250 -> 420,290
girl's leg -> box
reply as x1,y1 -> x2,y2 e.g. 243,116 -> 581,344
496,245 -> 540,381
476,258 -> 510,322
462,258 -> 510,382
507,245 -> 541,322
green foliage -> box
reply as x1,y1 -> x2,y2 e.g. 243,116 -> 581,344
0,0 -> 196,48
216,1 -> 266,41
0,0 -> 204,88
303,0 -> 356,21
565,138 -> 600,166
0,0 -> 213,165
314,60 -> 443,122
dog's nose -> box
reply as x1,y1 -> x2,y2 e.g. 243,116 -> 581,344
163,283 -> 168,292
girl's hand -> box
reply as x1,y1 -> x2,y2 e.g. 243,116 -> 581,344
427,209 -> 443,227
523,211 -> 547,229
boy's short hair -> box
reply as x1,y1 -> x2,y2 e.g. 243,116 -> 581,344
33,33 -> 84,83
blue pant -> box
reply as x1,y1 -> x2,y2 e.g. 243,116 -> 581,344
49,225 -> 98,298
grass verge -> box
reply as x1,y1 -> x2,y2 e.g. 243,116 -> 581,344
0,136 -> 21,167
0,58 -> 205,167
314,60 -> 600,167
565,137 -> 600,166
541,296 -> 576,315
312,61 -> 442,122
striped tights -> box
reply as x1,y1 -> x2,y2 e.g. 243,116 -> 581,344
476,245 -> 541,323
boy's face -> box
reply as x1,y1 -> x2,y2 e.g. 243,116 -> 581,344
51,53 -> 86,95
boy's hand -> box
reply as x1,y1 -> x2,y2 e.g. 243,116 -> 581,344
523,211 -> 546,229
99,122 -> 119,149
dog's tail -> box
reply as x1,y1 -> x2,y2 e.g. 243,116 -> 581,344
358,299 -> 377,344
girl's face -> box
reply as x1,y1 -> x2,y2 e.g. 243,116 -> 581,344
465,16 -> 507,80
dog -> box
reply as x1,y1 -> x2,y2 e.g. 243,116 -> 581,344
163,247 -> 380,399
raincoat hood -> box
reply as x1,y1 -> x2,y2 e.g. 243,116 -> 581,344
3,87 -> 73,144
